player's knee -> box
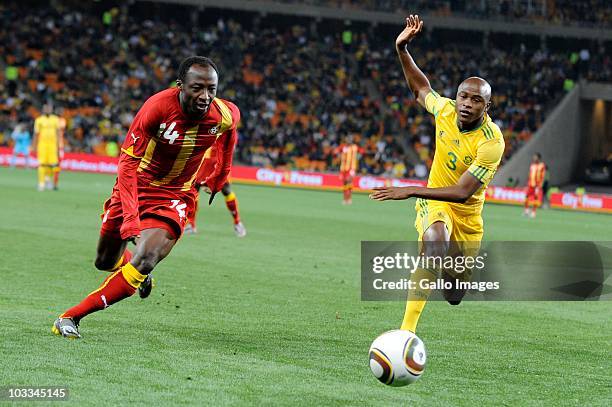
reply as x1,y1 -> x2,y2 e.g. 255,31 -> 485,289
422,239 -> 449,258
422,225 -> 449,258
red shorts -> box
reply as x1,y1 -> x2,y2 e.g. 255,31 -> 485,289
526,186 -> 543,206
100,184 -> 196,240
340,170 -> 355,184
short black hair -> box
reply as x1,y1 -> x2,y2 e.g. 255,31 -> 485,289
177,56 -> 218,82
535,152 -> 542,159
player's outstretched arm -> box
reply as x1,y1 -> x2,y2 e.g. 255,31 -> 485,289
116,100 -> 161,240
370,171 -> 482,204
396,15 -> 432,108
204,127 -> 238,204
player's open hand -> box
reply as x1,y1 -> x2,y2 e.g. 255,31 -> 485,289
369,186 -> 414,201
396,15 -> 423,50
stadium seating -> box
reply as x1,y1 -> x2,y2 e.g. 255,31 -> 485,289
270,0 -> 612,28
0,0 -> 610,179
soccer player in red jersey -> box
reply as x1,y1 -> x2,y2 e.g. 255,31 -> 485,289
335,138 -> 362,205
524,152 -> 546,218
186,143 -> 246,237
52,56 -> 240,339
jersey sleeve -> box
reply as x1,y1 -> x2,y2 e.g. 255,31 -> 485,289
204,102 -> 240,193
120,100 -> 161,158
116,99 -> 163,239
467,137 -> 505,185
424,91 -> 451,117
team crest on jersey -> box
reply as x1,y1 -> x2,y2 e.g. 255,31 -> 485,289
464,156 -> 473,165
209,125 -> 220,135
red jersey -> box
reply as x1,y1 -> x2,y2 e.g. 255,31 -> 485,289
528,162 -> 545,188
115,87 -> 240,239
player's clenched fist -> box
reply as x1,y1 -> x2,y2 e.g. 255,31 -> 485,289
396,14 -> 423,50
369,186 -> 414,201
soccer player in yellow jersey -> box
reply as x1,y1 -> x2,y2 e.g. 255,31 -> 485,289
370,15 -> 505,333
33,104 -> 62,191
54,110 -> 67,189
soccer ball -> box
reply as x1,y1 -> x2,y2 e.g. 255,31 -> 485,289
368,330 -> 427,386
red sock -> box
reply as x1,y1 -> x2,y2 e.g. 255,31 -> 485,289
225,193 -> 240,224
60,267 -> 138,323
53,171 -> 59,187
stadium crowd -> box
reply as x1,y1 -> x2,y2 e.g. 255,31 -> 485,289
270,0 -> 611,28
1,1 -> 610,179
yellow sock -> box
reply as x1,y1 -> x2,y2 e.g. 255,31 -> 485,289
37,166 -> 46,187
121,263 -> 147,288
225,192 -> 236,202
400,268 -> 437,332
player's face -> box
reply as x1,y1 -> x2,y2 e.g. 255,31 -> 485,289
43,104 -> 52,115
178,65 -> 218,117
532,154 -> 540,163
455,83 -> 489,126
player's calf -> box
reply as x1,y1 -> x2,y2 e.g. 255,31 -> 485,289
95,235 -> 129,271
94,249 -> 132,272
131,249 -> 164,275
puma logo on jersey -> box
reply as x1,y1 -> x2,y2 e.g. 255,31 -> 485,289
130,133 -> 140,143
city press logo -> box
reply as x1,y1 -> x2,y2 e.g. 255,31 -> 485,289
255,168 -> 323,186
561,193 -> 603,209
209,125 -> 220,135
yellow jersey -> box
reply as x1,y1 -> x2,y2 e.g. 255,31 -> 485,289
34,114 -> 61,145
424,91 -> 505,213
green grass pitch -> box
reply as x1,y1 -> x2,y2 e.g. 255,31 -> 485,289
0,167 -> 610,405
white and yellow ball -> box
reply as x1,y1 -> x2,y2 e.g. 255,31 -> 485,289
368,330 -> 427,386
